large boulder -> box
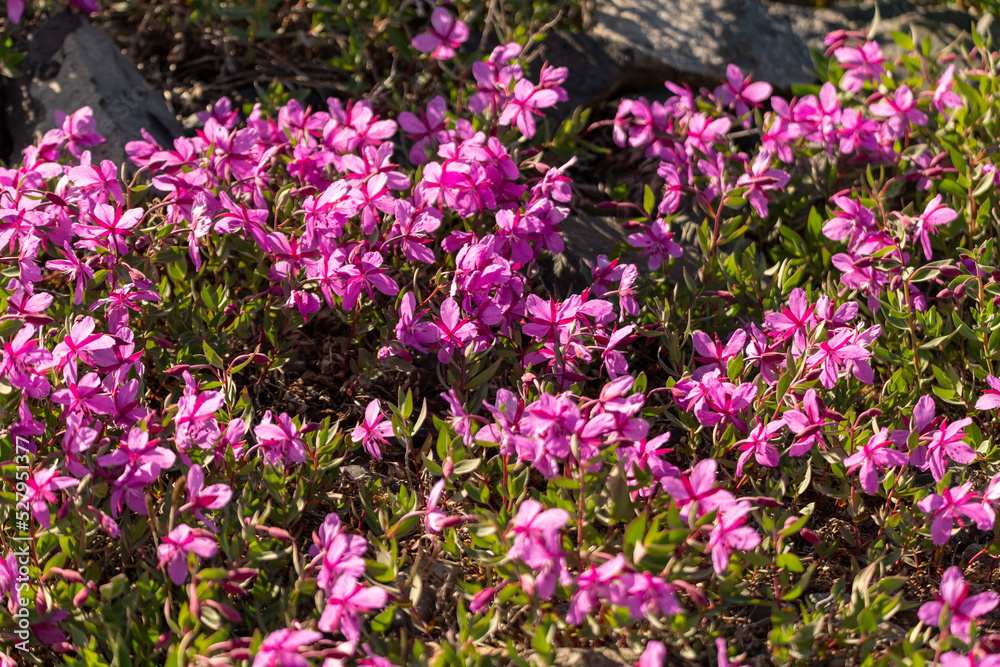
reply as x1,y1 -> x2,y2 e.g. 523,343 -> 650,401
534,0 -> 999,115
4,13 -> 182,168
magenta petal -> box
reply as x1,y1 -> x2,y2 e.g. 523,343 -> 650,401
917,600 -> 944,626
931,515 -> 954,545
976,393 -> 1000,411
859,461 -> 879,495
960,591 -> 999,618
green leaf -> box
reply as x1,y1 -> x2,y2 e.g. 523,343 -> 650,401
781,563 -> 818,601
776,553 -> 804,573
889,30 -> 914,51
203,341 -> 224,368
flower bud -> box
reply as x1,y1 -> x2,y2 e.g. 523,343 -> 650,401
800,528 -> 821,544
470,586 -> 498,613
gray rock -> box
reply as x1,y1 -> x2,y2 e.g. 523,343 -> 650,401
541,212 -> 701,296
534,0 -> 999,115
591,0 -> 842,91
4,13 -> 181,169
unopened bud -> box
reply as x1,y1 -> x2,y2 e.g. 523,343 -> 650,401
73,586 -> 91,607
801,528 -> 821,544
267,527 -> 294,543
46,568 -> 84,584
470,586 -> 498,613
204,600 -> 242,623
228,568 -> 257,582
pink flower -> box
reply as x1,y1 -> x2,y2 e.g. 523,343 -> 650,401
735,420 -> 784,478
869,85 -> 926,141
918,483 -> 994,546
940,652 -> 1000,667
918,567 -> 998,641
318,577 -> 389,642
716,64 -> 773,119
626,218 -> 683,271
976,375 -> 1000,411
350,399 -> 393,460
499,79 -> 560,139
433,297 -> 478,363
735,152 -> 790,218
181,465 -> 232,532
763,287 -> 815,351
916,417 -> 976,482
782,389 -> 829,455
508,499 -> 569,566
842,428 -> 908,494
691,329 -> 746,380
49,316 -> 115,378
253,629 -> 323,667
55,107 -> 105,157
834,42 -> 887,92
24,465 -> 78,527
412,6 -> 469,60
910,195 -> 957,261
253,411 -> 307,466
662,459 -> 735,520
567,555 -> 626,624
705,501 -> 761,575
7,0 -> 24,23
175,372 -> 224,452
636,641 -> 666,667
932,65 -> 964,117
157,524 -> 218,585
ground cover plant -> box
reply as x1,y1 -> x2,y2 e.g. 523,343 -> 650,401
5,1 -> 1000,666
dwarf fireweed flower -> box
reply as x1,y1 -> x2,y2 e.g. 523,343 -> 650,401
716,64 -> 773,119
976,374 -> 1000,411
782,389 -> 831,455
351,399 -> 393,460
24,465 -> 78,527
918,483 -> 994,546
939,652 -> 1000,667
869,85 -> 927,141
735,419 -> 784,478
499,79 -> 561,140
735,152 -> 790,218
412,6 -> 469,61
907,194 -> 958,261
843,427 -> 907,494
0,553 -> 18,613
637,641 -> 666,667
662,458 -> 735,519
932,64 -> 964,117
157,524 -> 218,585
56,107 -> 105,157
175,371 -> 225,452
914,416 -> 976,482
833,42 -> 887,92
620,570 -> 683,620
763,287 -> 816,351
705,500 -> 761,575
691,328 -> 746,379
567,554 -> 626,624
253,410 -> 307,466
253,629 -> 323,667
918,566 -> 999,641
805,325 -> 878,389
508,499 -> 569,565
182,464 -> 232,532
318,576 -> 389,642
